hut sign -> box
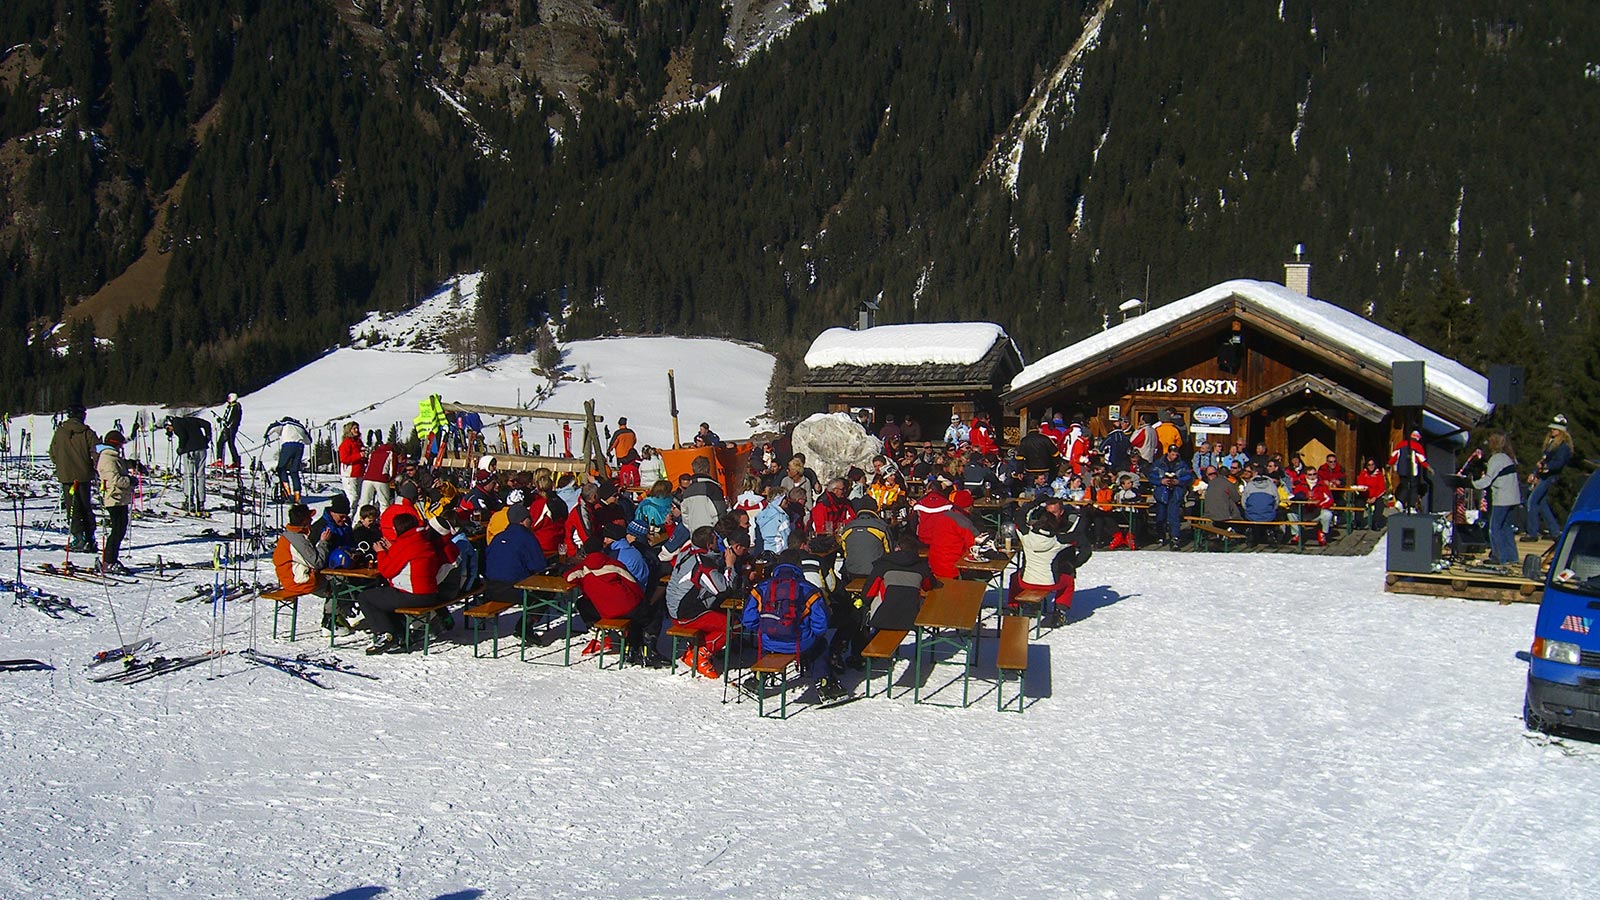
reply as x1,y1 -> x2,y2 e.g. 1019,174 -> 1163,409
1125,376 -> 1241,396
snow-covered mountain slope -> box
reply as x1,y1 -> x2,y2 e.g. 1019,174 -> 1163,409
35,275 -> 774,460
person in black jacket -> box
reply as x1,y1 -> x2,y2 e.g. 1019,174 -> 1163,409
1017,422 -> 1060,481
214,393 -> 242,469
164,415 -> 212,515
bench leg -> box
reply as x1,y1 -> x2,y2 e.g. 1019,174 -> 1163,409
288,601 -> 298,641
470,615 -> 482,659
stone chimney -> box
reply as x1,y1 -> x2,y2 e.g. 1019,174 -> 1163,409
1284,243 -> 1311,296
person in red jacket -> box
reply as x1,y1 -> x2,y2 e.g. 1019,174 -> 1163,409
1316,453 -> 1347,487
913,486 -> 978,579
809,478 -> 856,535
969,414 -> 1000,456
563,550 -> 646,656
1356,457 -> 1389,529
379,481 -> 420,542
338,422 -> 365,512
1292,470 -> 1337,546
360,512 -> 447,653
359,439 -> 395,512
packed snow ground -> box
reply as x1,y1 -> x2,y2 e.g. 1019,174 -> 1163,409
0,483 -> 1595,898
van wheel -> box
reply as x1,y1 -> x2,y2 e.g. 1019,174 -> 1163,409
1524,684 -> 1545,733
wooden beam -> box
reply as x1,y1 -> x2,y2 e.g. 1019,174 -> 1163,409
441,401 -> 602,423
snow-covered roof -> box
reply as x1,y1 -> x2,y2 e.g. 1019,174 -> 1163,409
804,323 -> 1011,369
1008,279 -> 1491,420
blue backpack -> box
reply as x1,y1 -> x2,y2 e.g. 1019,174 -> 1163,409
754,564 -> 822,646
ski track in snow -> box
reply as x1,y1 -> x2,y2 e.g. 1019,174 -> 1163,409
2,486 -> 1597,898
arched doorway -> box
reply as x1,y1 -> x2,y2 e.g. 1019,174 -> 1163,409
1285,409 -> 1339,468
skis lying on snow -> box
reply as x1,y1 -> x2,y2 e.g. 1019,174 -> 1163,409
0,658 -> 54,672
241,649 -> 378,682
89,650 -> 226,685
33,563 -> 136,587
3,580 -> 93,618
175,583 -> 263,604
90,637 -> 157,666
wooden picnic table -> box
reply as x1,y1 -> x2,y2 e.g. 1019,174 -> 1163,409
913,579 -> 987,707
514,572 -> 579,665
318,567 -> 381,648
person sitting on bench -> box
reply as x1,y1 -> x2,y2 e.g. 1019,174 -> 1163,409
658,525 -> 736,679
1240,464 -> 1283,545
742,554 -> 843,701
360,513 -> 445,655
1011,503 -> 1086,627
563,549 -> 647,657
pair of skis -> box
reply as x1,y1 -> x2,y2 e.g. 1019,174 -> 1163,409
34,562 -> 135,587
4,580 -> 93,618
239,649 -> 378,689
88,650 -> 227,685
0,658 -> 53,672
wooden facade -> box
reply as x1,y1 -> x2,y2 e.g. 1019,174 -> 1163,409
1002,292 -> 1489,466
792,332 -> 1024,438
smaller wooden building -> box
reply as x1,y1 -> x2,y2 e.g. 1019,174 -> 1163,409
1002,278 -> 1491,466
792,323 -> 1024,438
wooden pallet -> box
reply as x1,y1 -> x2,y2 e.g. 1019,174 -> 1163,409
1384,567 -> 1543,604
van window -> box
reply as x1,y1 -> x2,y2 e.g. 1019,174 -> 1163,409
1551,523 -> 1600,596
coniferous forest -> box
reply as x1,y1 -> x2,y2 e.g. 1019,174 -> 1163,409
2,0 -> 1598,449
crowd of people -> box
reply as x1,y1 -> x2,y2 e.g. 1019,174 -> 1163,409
270,413 -> 1101,701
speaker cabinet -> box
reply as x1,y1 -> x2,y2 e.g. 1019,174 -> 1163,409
1392,361 -> 1426,407
1387,513 -> 1442,573
1488,364 -> 1524,406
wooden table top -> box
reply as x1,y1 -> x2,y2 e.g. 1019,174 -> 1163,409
957,556 -> 1010,575
515,574 -> 572,592
720,595 -> 746,612
916,580 -> 986,630
320,567 -> 378,579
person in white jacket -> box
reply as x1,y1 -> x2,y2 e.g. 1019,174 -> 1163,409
1471,432 -> 1521,565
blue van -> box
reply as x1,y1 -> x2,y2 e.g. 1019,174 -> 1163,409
1522,469 -> 1600,733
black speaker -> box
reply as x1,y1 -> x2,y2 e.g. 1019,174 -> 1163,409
1217,337 -> 1242,373
1387,513 -> 1442,573
1392,360 -> 1426,407
1488,364 -> 1524,406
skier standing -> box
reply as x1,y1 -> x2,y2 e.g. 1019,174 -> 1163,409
49,404 -> 99,552
264,416 -> 313,503
164,414 -> 212,515
214,393 -> 243,469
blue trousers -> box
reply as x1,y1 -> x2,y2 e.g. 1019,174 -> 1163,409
277,441 -> 304,496
1488,505 -> 1518,565
1154,497 -> 1183,541
1526,477 -> 1560,537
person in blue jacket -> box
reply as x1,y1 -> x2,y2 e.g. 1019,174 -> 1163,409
1525,414 -> 1575,541
485,503 -> 548,606
1146,444 -> 1195,548
741,555 -> 842,700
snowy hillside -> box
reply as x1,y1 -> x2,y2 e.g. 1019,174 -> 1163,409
18,275 -> 775,461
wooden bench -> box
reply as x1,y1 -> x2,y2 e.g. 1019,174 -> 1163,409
583,618 -> 633,670
1009,588 -> 1054,636
1220,520 -> 1310,550
462,596 -> 514,658
393,595 -> 470,655
665,622 -> 703,676
260,588 -> 301,641
1184,517 -> 1247,552
996,615 -> 1030,714
749,652 -> 800,719
861,629 -> 910,699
